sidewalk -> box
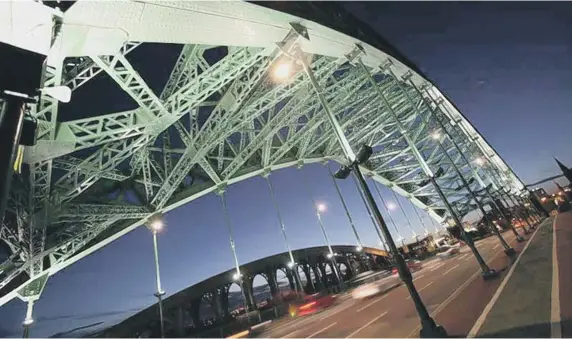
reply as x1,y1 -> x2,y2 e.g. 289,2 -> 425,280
466,212 -> 572,338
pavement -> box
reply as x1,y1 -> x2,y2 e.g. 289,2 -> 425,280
251,220 -> 545,338
469,212 -> 572,338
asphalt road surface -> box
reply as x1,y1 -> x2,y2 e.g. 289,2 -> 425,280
253,232 -> 522,338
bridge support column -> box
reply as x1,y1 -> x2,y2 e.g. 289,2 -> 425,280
265,268 -> 279,296
175,306 -> 185,337
189,299 -> 202,330
242,277 -> 256,311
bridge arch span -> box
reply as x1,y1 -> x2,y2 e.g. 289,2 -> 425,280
0,0 -> 527,314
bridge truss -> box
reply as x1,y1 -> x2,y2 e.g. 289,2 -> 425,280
0,0 -> 525,311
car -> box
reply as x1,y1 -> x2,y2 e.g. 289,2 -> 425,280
288,292 -> 335,317
437,246 -> 460,259
351,273 -> 400,300
391,259 -> 423,275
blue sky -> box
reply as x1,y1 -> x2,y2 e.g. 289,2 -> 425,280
1,2 -> 571,337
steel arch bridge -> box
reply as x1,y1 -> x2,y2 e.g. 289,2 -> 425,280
0,0 -> 525,310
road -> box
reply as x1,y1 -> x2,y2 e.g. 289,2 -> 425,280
253,231 -> 523,338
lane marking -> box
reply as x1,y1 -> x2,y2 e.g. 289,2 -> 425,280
492,244 -> 499,250
467,221 -> 544,338
406,235 -> 520,338
357,293 -> 389,312
407,282 -> 434,299
307,322 -> 337,338
413,274 -> 425,282
430,263 -> 444,271
319,301 -> 356,321
551,215 -> 562,338
464,254 -> 473,262
457,254 -> 468,261
284,328 -> 301,338
346,311 -> 388,338
443,264 -> 459,276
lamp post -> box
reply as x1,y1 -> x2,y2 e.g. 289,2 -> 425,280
147,216 -> 166,338
327,164 -> 364,251
359,57 -> 496,280
296,50 -> 446,337
430,131 -> 514,256
299,173 -> 344,291
264,174 -> 303,294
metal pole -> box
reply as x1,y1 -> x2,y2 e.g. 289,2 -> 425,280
372,182 -> 404,245
432,135 -> 514,255
365,60 -> 496,279
327,164 -> 364,249
299,51 -> 446,337
391,189 -> 418,239
353,164 -> 447,337
220,192 -> 251,311
299,168 -> 344,290
264,175 -> 302,294
152,230 -> 165,338
21,299 -> 34,338
350,173 -> 388,251
0,97 -> 26,226
408,80 -> 525,243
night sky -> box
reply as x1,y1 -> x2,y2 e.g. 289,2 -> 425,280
1,2 -> 571,337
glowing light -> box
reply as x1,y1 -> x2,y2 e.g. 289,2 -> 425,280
232,272 -> 242,281
475,157 -> 485,166
272,61 -> 293,81
287,261 -> 295,269
326,253 -> 333,259
150,219 -> 163,232
431,132 -> 441,140
387,202 -> 397,211
356,245 -> 363,252
541,197 -> 547,202
23,318 -> 34,326
316,203 -> 327,213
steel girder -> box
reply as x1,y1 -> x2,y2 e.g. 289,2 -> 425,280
0,18 -> 523,307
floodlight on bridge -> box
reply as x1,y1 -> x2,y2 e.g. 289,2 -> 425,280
356,245 -> 363,252
287,261 -> 295,269
232,272 -> 243,281
272,60 -> 294,81
326,252 -> 333,259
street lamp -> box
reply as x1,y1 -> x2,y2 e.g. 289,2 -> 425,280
147,215 -> 166,339
273,28 -> 445,336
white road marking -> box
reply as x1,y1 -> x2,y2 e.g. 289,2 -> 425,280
456,254 -> 468,261
406,235 -> 521,338
307,322 -> 337,338
357,293 -> 389,312
407,282 -> 434,299
467,222 -> 544,338
492,244 -> 499,250
430,263 -> 444,271
319,301 -> 356,321
443,264 -> 459,276
464,254 -> 473,261
413,274 -> 425,282
346,311 -> 388,338
551,215 -> 562,338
